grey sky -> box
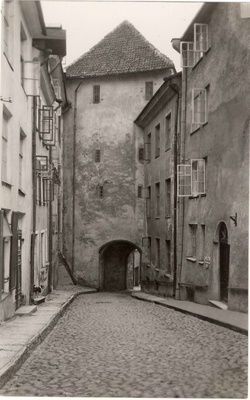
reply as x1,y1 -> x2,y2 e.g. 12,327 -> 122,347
41,1 -> 203,71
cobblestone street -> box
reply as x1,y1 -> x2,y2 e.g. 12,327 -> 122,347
0,292 -> 247,398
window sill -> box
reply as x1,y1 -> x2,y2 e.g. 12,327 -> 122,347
192,47 -> 211,71
198,261 -> 204,265
190,121 -> 208,135
2,181 -> 12,189
165,215 -> 171,219
155,217 -> 160,219
186,257 -> 196,263
165,147 -> 171,152
189,194 -> 206,199
18,189 -> 26,197
155,268 -> 160,272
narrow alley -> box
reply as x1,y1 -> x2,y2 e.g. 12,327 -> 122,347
0,292 -> 247,398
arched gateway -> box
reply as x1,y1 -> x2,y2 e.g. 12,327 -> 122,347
99,240 -> 141,291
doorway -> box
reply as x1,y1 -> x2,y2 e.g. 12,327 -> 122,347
99,240 -> 141,291
219,223 -> 230,303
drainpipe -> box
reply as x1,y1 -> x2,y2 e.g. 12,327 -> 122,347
30,96 -> 37,303
48,146 -> 53,292
72,80 -> 83,273
169,83 -> 180,299
178,68 -> 188,297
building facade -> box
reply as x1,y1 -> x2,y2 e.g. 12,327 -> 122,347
0,0 -> 66,321
135,73 -> 181,298
63,21 -> 175,290
172,2 -> 249,312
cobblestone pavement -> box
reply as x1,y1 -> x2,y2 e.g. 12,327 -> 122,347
0,292 -> 248,398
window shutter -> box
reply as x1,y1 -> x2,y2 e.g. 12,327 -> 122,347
144,142 -> 151,161
180,42 -> 195,68
194,23 -> 208,52
191,159 -> 205,195
138,148 -> 144,162
192,88 -> 207,125
39,106 -> 55,145
177,164 -> 192,197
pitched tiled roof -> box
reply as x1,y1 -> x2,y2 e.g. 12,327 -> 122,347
66,21 -> 174,78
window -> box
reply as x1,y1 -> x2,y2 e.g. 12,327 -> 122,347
177,159 -> 205,197
144,133 -> 151,162
138,147 -> 144,162
138,185 -> 142,198
165,179 -> 171,217
145,82 -> 153,100
99,185 -> 103,198
41,231 -> 45,267
95,149 -> 101,162
194,24 -> 209,53
166,240 -> 171,273
180,42 -> 195,68
20,24 -> 27,88
200,225 -> 205,261
93,85 -> 100,104
192,159 -> 205,195
3,0 -> 13,65
189,224 -> 197,258
155,124 -> 160,158
148,237 -> 151,262
43,178 -> 53,203
165,113 -> 171,150
37,171 -> 42,205
19,131 -> 25,190
192,88 -> 207,129
2,108 -> 12,184
155,182 -> 160,217
156,238 -> 160,268
2,115 -> 8,183
146,186 -> 151,218
180,24 -> 208,68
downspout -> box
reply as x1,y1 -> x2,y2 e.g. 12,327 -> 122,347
30,96 -> 37,303
48,146 -> 53,292
169,83 -> 180,299
72,79 -> 83,273
178,68 -> 188,295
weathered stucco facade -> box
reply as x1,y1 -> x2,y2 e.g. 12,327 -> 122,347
63,21 -> 175,289
64,71 -> 173,288
173,3 -> 249,312
135,74 -> 181,297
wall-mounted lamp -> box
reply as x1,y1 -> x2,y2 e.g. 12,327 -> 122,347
230,213 -> 237,226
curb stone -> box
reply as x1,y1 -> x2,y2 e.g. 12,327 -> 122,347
0,289 -> 96,389
131,293 -> 248,336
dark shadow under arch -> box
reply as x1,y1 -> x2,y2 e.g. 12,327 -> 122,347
99,240 -> 142,291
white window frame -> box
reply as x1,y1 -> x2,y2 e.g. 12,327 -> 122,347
180,42 -> 195,68
177,159 -> 205,197
194,23 -> 209,53
191,88 -> 207,126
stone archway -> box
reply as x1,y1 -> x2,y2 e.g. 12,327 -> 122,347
99,240 -> 141,291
